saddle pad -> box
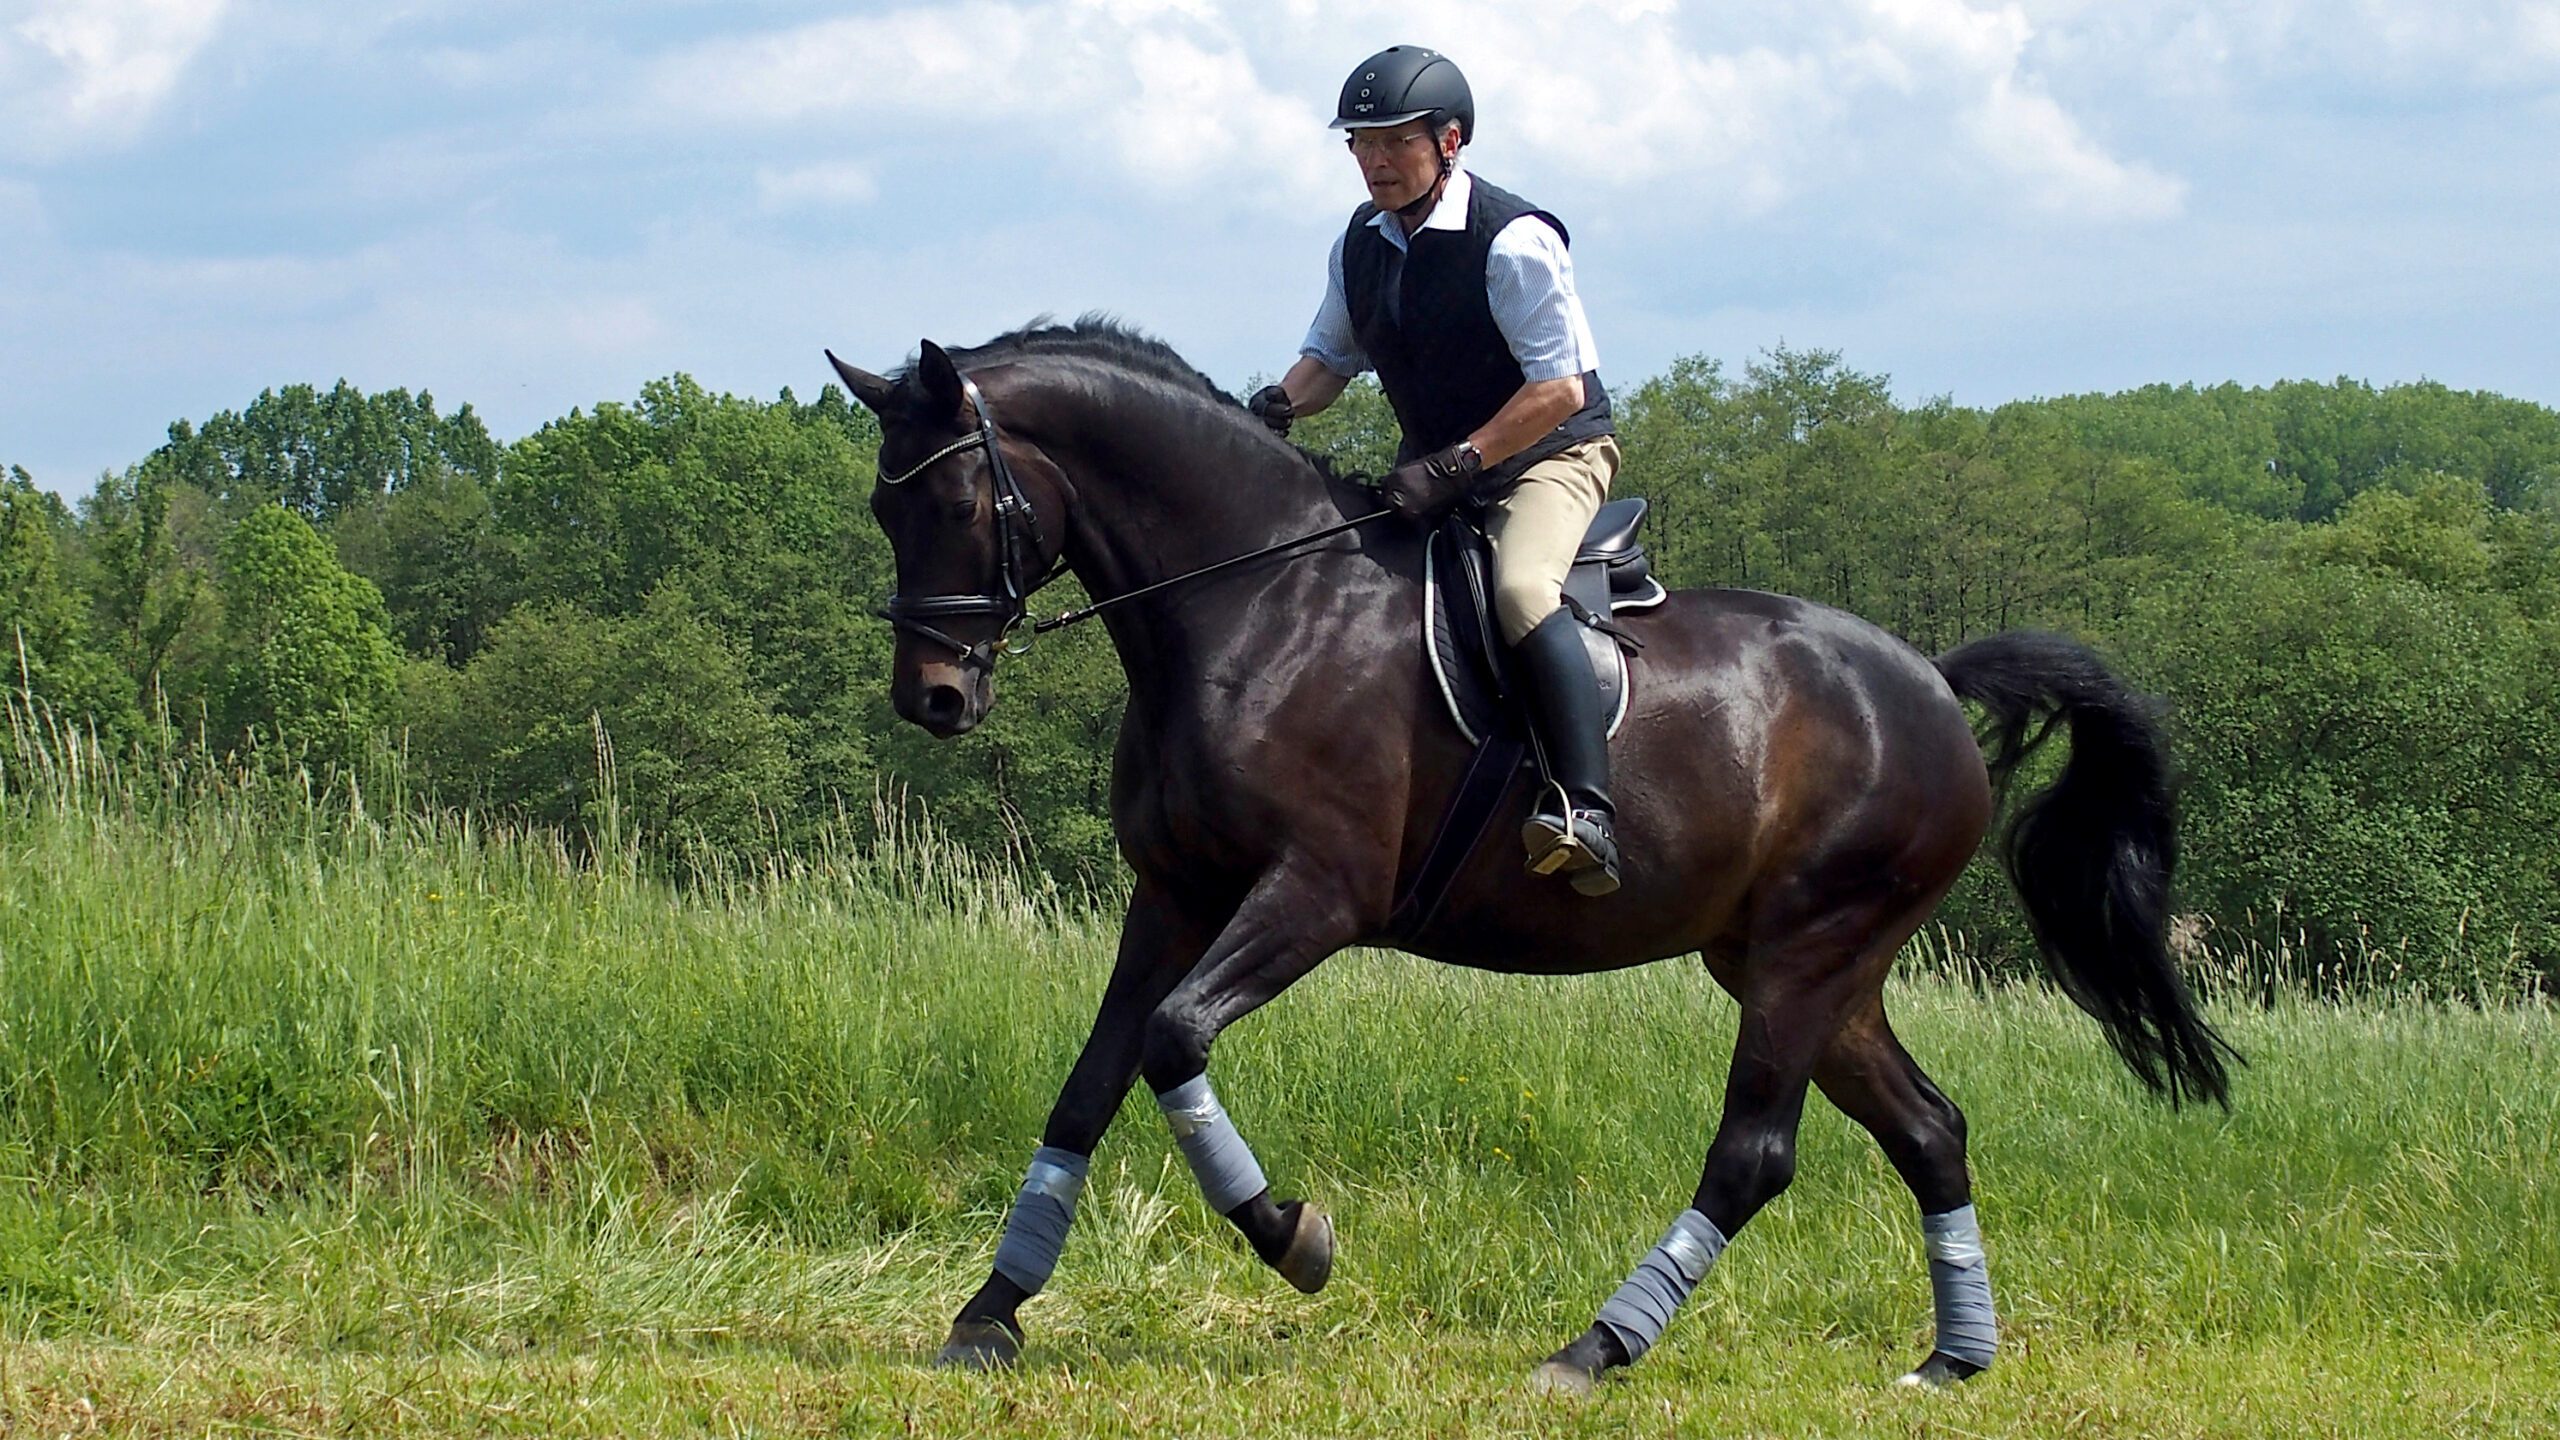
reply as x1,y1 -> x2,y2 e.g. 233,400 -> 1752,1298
1424,534 -> 1631,747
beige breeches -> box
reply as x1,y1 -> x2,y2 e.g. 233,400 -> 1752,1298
1484,435 -> 1619,645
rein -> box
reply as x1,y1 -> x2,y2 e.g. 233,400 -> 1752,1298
1030,510 -> 1395,636
876,372 -> 1394,667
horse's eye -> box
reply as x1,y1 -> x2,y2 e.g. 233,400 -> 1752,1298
949,498 -> 978,522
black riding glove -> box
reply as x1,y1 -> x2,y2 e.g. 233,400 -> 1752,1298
1247,384 -> 1295,436
1381,441 -> 1484,519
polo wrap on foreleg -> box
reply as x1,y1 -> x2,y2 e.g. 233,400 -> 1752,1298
1156,1074 -> 1269,1214
1595,1208 -> 1729,1363
990,1146 -> 1090,1294
1922,1204 -> 1997,1368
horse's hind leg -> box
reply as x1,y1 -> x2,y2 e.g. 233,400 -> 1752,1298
1814,1002 -> 1996,1386
1532,933 -> 1879,1395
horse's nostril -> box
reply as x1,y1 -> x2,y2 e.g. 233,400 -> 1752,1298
921,684 -> 968,729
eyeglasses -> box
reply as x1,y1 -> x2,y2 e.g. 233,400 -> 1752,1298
1345,128 -> 1434,159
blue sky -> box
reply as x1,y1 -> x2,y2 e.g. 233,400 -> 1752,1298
5,0 -> 2558,493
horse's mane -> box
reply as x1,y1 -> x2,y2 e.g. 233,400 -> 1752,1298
901,314 -> 1360,485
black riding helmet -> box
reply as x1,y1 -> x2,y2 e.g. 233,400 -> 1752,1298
1330,46 -> 1474,145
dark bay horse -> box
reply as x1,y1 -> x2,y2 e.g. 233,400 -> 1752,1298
825,320 -> 2231,1392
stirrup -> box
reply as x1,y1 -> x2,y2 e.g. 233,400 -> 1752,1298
1522,803 -> 1621,897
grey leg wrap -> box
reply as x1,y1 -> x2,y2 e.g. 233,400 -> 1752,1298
1156,1074 -> 1268,1214
1922,1204 -> 1997,1368
1594,1209 -> 1728,1363
990,1146 -> 1089,1294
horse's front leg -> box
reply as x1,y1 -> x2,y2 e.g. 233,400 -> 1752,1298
937,882 -> 1214,1369
1137,860 -> 1362,1291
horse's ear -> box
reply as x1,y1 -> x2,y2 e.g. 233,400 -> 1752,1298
824,350 -> 896,417
916,339 -> 965,421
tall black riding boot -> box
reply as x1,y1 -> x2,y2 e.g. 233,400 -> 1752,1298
1513,608 -> 1621,897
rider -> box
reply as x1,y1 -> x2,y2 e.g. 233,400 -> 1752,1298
1250,45 -> 1624,897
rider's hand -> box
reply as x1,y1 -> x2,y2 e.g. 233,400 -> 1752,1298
1247,384 -> 1295,436
1381,441 -> 1484,519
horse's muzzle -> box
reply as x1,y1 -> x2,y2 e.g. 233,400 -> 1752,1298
898,665 -> 991,738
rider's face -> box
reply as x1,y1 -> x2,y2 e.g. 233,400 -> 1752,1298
1346,121 -> 1452,212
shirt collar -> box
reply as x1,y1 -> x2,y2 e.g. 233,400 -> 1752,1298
1366,166 -> 1472,250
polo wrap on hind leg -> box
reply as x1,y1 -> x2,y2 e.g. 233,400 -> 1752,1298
1157,1074 -> 1268,1214
1922,1204 -> 1997,1368
1595,1209 -> 1729,1363
990,1146 -> 1090,1294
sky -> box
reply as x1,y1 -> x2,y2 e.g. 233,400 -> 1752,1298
4,0 -> 2558,493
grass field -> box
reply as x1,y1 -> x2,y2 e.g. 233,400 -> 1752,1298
2,748 -> 2556,1436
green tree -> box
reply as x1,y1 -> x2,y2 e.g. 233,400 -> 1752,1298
1288,375 -> 1400,476
2117,558 -> 2557,985
329,467 -> 523,664
495,376 -> 870,617
0,466 -> 133,729
149,381 -> 502,522
72,463 -> 220,723
432,592 -> 799,855
213,505 -> 401,768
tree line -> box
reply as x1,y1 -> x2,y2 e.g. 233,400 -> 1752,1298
4,357 -> 2556,993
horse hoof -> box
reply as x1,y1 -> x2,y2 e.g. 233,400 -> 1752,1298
934,1319 -> 1021,1370
1275,1200 -> 1334,1294
1530,1360 -> 1598,1397
1896,1352 -> 1986,1389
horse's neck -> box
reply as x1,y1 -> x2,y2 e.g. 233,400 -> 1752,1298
1051,400 -> 1337,580
1030,376 -> 1395,684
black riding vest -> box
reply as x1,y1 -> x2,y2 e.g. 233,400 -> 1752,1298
1343,176 -> 1614,486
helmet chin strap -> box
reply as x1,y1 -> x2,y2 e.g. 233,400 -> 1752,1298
1394,126 -> 1461,219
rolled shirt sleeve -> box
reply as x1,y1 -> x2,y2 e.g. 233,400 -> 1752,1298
1299,229 -> 1370,378
1485,216 -> 1600,383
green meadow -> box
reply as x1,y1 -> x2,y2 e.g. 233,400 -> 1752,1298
1,746 -> 2554,1437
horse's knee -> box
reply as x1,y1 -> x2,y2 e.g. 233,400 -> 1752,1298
1140,998 -> 1213,1089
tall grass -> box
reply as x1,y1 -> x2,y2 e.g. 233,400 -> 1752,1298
2,696 -> 2555,1384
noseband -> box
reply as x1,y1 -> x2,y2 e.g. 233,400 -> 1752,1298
875,373 -> 1069,672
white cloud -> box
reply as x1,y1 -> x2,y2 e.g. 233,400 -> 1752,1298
1862,0 -> 2186,220
648,0 -> 2187,225
0,0 -> 229,160
757,160 -> 879,211
653,1 -> 1335,208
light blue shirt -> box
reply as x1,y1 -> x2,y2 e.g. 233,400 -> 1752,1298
1299,167 -> 1602,385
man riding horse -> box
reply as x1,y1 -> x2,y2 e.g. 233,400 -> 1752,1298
832,37 -> 2230,1396
1249,45 -> 1626,897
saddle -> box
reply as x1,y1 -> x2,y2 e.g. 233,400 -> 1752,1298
1423,496 -> 1668,745
1388,498 -> 1666,938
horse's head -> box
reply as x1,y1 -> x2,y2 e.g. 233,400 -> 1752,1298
829,340 -> 1074,738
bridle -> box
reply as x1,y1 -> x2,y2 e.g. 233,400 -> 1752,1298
875,368 -> 1396,672
874,372 -> 1069,672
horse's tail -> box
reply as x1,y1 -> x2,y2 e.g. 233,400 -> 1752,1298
1934,630 -> 2236,1108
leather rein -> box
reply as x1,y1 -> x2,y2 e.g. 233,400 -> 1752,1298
875,372 -> 1393,671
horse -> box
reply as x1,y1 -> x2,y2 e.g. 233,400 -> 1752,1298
824,319 -> 2232,1393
